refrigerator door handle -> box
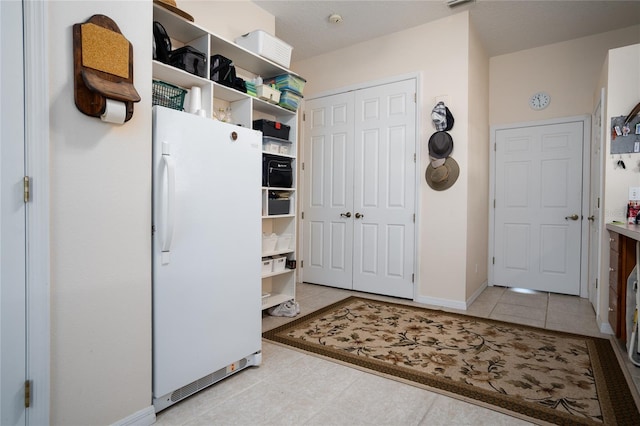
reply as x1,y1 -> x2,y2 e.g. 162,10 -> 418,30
160,154 -> 175,261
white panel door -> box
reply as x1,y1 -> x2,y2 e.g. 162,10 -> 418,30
1,0 -> 27,424
303,92 -> 354,289
494,121 -> 583,295
303,79 -> 416,299
352,80 -> 416,298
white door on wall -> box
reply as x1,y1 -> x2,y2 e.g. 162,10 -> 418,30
1,0 -> 27,424
303,78 -> 416,299
493,121 -> 584,295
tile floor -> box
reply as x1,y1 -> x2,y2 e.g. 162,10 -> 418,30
155,283 -> 640,425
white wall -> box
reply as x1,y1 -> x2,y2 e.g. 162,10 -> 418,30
48,1 -> 152,424
598,43 -> 640,330
490,25 -> 640,126
293,12 -> 478,306
180,0 -> 274,41
465,20 -> 490,300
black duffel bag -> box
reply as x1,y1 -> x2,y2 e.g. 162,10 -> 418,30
210,54 -> 246,93
263,154 -> 293,188
169,46 -> 206,77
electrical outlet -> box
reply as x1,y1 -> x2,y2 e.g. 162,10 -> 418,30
630,187 -> 640,201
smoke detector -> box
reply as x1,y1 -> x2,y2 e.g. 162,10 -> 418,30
328,14 -> 343,24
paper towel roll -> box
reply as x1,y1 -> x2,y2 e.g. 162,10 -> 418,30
101,99 -> 127,124
189,86 -> 201,114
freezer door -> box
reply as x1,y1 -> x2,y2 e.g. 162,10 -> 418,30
152,106 -> 262,398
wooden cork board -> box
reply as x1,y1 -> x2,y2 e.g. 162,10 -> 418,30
81,23 -> 129,79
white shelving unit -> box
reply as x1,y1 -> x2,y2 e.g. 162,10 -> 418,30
153,4 -> 299,311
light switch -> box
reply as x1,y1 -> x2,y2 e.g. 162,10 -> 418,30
629,187 -> 640,200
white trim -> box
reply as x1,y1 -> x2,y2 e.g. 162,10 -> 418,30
110,406 -> 156,426
465,280 -> 488,308
300,72 -> 421,300
414,294 -> 467,311
488,115 -> 591,298
307,72 -> 422,101
23,0 -> 50,424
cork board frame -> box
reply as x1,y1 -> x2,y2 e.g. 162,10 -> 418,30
73,15 -> 140,122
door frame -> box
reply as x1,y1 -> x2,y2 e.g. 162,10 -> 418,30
24,1 -> 50,423
298,72 -> 422,300
488,115 -> 591,298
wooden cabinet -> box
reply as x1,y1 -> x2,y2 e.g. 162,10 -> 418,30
608,230 -> 635,342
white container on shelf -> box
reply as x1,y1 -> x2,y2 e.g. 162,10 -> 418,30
235,30 -> 292,68
261,258 -> 273,274
272,256 -> 286,272
276,234 -> 292,251
256,85 -> 281,104
262,233 -> 278,253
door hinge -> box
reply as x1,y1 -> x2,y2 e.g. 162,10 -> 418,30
300,260 -> 303,268
494,143 -> 497,151
301,211 -> 304,219
492,257 -> 495,265
24,176 -> 30,203
412,273 -> 414,283
24,380 -> 31,408
597,197 -> 600,208
301,162 -> 305,171
413,213 -> 415,223
595,278 -> 598,289
302,112 -> 306,121
413,153 -> 416,162
493,199 -> 496,208
414,93 -> 417,103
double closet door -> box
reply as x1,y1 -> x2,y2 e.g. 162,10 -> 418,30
302,78 -> 416,299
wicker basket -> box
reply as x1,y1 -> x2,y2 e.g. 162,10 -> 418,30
152,80 -> 186,111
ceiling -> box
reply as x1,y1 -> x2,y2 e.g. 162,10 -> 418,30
252,0 -> 640,62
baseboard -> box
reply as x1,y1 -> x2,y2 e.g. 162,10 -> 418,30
414,294 -> 467,311
465,281 -> 488,309
111,405 -> 156,426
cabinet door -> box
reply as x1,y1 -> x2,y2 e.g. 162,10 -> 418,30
302,92 -> 354,289
302,78 -> 417,299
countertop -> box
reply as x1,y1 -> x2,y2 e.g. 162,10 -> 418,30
606,222 -> 640,242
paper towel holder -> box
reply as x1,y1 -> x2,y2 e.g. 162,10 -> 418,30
73,14 -> 141,123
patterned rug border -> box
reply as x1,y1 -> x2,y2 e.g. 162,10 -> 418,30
262,296 -> 640,426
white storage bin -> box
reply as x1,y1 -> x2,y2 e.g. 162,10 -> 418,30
276,234 -> 292,251
262,233 -> 278,253
272,256 -> 286,272
261,258 -> 273,274
235,30 -> 292,68
256,84 -> 281,104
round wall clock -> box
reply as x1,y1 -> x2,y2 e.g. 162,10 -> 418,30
529,91 -> 551,110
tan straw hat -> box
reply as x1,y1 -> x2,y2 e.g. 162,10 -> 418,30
154,0 -> 194,22
425,157 -> 459,191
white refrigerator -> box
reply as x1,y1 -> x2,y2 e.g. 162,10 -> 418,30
152,106 -> 262,412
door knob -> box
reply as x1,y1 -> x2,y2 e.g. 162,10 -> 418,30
355,212 -> 364,219
340,212 -> 351,218
587,215 -> 595,221
565,214 -> 579,221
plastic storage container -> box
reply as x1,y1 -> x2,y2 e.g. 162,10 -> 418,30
265,74 -> 306,95
152,80 -> 187,111
276,234 -> 292,251
262,136 -> 292,155
235,30 -> 292,68
268,199 -> 290,215
262,233 -> 278,253
261,258 -> 273,274
279,89 -> 303,111
272,256 -> 287,272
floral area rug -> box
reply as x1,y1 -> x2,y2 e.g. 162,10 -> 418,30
262,296 -> 640,425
